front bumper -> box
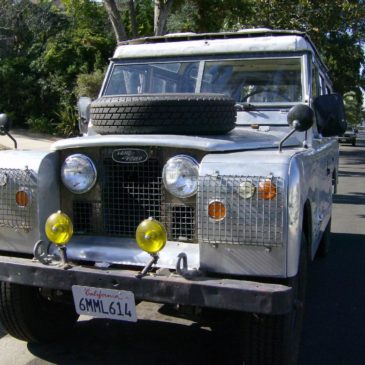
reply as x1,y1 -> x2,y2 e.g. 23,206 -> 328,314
0,255 -> 292,315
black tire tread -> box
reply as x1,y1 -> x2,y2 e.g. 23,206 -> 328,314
0,282 -> 78,343
240,233 -> 308,365
90,94 -> 236,135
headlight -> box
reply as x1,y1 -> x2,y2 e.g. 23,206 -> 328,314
61,154 -> 97,194
162,155 -> 199,198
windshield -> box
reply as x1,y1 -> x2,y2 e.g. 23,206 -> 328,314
104,57 -> 303,104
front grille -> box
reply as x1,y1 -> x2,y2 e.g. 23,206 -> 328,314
73,200 -> 102,234
198,175 -> 285,246
71,148 -> 196,242
0,168 -> 36,230
164,204 -> 195,241
102,150 -> 162,236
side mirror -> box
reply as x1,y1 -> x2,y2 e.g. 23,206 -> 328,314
0,113 -> 17,149
287,104 -> 314,132
0,113 -> 11,135
77,97 -> 92,135
312,93 -> 347,137
279,104 -> 314,152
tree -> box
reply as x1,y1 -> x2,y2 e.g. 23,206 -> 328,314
103,0 -> 128,42
343,91 -> 362,127
230,0 -> 365,100
0,0 -> 114,134
154,0 -> 174,35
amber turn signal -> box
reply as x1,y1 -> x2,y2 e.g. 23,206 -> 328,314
208,201 -> 226,220
15,190 -> 30,207
258,179 -> 277,200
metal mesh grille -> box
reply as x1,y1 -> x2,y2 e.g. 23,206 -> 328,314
198,175 -> 285,246
73,200 -> 102,234
71,148 -> 196,242
0,168 -> 36,229
162,203 -> 195,241
101,149 -> 162,236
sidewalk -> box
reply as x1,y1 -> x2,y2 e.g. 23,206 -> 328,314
0,129 -> 61,151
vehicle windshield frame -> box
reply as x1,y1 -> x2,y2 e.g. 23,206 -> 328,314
102,53 -> 305,108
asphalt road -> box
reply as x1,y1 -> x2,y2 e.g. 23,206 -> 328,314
0,132 -> 364,365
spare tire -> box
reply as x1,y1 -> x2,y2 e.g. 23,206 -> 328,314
90,93 -> 236,135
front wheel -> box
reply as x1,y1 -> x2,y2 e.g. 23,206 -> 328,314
0,282 -> 79,343
240,233 -> 308,365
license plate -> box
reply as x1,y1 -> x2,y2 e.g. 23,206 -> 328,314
72,285 -> 137,322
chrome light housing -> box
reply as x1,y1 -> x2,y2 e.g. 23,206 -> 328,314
162,155 -> 199,198
61,154 -> 97,194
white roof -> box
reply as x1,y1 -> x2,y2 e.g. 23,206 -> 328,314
113,30 -> 316,60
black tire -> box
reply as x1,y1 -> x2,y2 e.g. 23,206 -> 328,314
240,233 -> 308,365
352,139 -> 356,146
0,282 -> 79,343
316,218 -> 331,258
90,93 -> 236,135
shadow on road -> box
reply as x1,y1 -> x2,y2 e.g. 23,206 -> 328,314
300,232 -> 365,365
21,232 -> 365,365
333,192 -> 365,205
27,318 -> 232,365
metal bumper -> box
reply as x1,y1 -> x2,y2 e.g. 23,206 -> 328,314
0,255 -> 292,315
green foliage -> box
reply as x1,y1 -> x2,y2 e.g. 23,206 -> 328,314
1,0 -> 364,136
56,102 -> 79,137
135,0 -> 154,36
26,116 -> 56,135
75,69 -> 106,99
167,1 -> 200,33
0,0 -> 114,135
343,91 -> 362,127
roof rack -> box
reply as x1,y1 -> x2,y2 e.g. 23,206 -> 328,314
119,29 -> 306,46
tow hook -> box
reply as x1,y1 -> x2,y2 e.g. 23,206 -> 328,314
33,240 -> 71,269
176,253 -> 202,278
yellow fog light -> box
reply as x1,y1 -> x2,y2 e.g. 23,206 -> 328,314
258,179 -> 277,200
15,190 -> 30,207
208,200 -> 226,221
136,218 -> 167,254
45,211 -> 73,245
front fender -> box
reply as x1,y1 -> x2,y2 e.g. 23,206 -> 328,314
0,150 -> 59,253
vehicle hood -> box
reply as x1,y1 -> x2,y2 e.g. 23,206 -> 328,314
51,127 -> 303,152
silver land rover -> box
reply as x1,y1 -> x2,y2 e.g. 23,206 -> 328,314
0,30 -> 346,365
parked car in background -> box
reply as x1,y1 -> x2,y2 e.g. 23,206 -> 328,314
338,127 -> 357,146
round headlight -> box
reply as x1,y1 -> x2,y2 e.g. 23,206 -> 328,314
162,155 -> 199,198
61,154 -> 97,194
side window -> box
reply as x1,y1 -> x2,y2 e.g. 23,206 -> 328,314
319,75 -> 325,95
311,63 -> 319,97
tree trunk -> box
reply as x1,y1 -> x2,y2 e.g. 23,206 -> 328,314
128,0 -> 138,38
154,0 -> 174,36
103,0 -> 127,43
